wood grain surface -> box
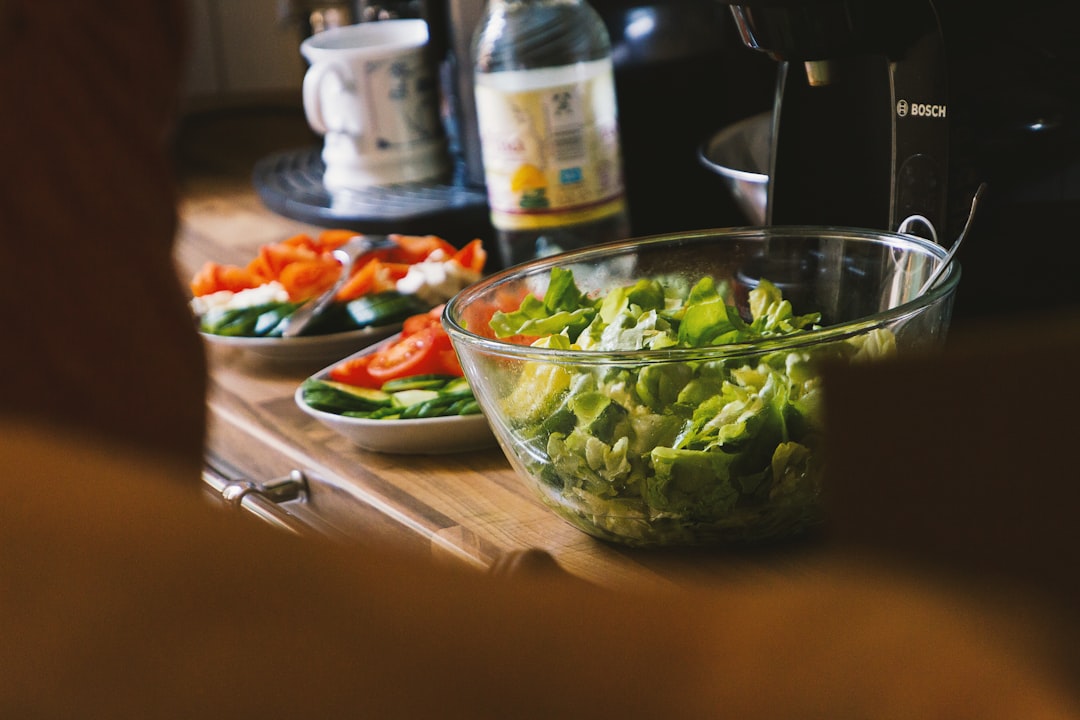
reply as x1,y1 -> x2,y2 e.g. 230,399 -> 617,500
175,182 -> 820,591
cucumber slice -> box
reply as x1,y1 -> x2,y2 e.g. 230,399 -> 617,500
397,394 -> 454,419
321,381 -> 392,406
456,399 -> 482,416
305,373 -> 480,421
346,291 -> 429,328
440,377 -> 472,395
301,379 -> 390,414
380,375 -> 453,393
390,388 -> 441,409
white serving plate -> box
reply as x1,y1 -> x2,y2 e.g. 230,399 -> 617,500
200,323 -> 400,366
294,336 -> 497,454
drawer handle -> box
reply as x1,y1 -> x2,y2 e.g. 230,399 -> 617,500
203,463 -> 310,536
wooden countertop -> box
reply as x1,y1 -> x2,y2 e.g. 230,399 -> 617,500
173,177 -> 821,591
170,118 -> 1080,642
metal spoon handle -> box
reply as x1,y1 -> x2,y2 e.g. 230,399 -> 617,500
918,182 -> 986,296
280,235 -> 384,338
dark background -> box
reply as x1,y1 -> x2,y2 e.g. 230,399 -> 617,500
181,0 -> 1080,330
596,0 -> 1080,327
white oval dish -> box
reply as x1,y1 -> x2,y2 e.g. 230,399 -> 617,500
294,335 -> 497,454
201,323 -> 401,365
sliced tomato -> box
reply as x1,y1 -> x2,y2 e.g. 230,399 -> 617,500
281,233 -> 319,252
315,228 -> 362,251
435,345 -> 463,376
330,307 -> 456,387
335,258 -> 408,301
455,287 -> 539,344
421,320 -> 463,375
376,261 -> 412,288
366,324 -> 462,382
402,304 -> 445,337
387,234 -> 457,264
328,354 -> 378,386
189,261 -> 262,296
278,256 -> 341,301
366,326 -> 445,381
450,238 -> 487,274
335,258 -> 379,301
247,241 -> 321,283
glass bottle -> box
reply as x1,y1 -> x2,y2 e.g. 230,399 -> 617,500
471,0 -> 631,267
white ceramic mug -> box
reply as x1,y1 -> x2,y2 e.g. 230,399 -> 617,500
300,20 -> 448,191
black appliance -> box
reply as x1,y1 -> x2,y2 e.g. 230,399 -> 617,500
729,0 -> 949,235
717,0 -> 1080,322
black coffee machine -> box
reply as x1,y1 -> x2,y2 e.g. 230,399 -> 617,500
716,0 -> 1080,322
727,0 -> 948,237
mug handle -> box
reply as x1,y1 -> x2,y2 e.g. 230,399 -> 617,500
302,62 -> 357,136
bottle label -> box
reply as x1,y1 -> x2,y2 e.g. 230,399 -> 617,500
474,60 -> 625,231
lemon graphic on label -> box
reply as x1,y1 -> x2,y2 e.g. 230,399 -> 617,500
511,163 -> 549,209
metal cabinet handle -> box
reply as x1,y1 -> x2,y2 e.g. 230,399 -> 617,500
202,461 -> 311,536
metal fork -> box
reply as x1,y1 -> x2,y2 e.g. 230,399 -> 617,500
280,234 -> 391,338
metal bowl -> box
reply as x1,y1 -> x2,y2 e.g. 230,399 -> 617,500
698,112 -> 771,225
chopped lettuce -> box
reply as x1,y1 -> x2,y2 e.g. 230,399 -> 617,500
489,267 -> 599,341
492,272 -> 896,546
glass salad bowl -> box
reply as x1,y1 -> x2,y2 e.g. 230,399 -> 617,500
443,227 -> 960,547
